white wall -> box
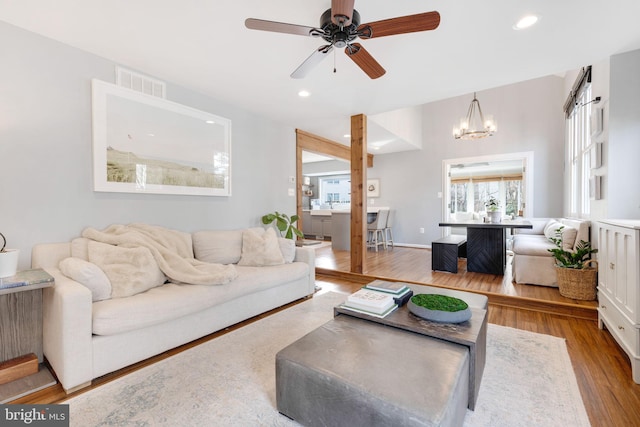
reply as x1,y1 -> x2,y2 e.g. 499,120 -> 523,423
608,49 -> 640,219
368,75 -> 566,246
0,22 -> 296,269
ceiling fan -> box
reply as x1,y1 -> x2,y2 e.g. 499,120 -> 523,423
245,0 -> 440,79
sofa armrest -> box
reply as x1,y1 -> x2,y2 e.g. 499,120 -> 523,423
42,268 -> 94,392
294,246 -> 316,293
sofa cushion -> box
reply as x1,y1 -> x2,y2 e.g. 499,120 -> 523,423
192,229 -> 243,264
59,257 -> 112,302
88,241 -> 166,298
239,228 -> 285,266
91,262 -> 309,335
512,235 -> 556,257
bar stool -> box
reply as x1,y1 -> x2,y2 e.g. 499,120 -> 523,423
383,210 -> 394,248
367,208 -> 390,251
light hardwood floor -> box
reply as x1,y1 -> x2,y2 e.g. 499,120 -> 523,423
10,245 -> 640,427
315,243 -> 599,319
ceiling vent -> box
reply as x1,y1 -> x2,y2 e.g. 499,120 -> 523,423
116,66 -> 166,98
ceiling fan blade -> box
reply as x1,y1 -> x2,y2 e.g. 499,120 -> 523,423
358,11 -> 440,39
291,45 -> 334,79
331,0 -> 355,26
344,43 -> 386,79
245,18 -> 322,37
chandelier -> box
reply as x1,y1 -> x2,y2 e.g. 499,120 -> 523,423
453,92 -> 497,140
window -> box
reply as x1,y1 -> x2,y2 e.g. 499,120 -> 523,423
565,68 -> 592,217
450,177 -> 522,217
318,175 -> 350,204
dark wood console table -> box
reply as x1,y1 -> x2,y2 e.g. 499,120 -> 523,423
439,219 -> 532,275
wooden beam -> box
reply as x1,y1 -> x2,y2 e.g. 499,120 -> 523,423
296,128 -> 374,235
295,129 -> 373,168
350,114 -> 367,274
296,143 -> 304,236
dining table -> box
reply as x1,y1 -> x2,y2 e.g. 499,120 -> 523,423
438,219 -> 533,275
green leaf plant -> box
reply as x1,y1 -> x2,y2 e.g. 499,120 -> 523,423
547,226 -> 597,269
261,212 -> 304,240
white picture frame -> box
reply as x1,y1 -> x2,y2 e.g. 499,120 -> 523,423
367,179 -> 380,197
590,142 -> 603,169
91,79 -> 231,196
590,107 -> 603,138
589,175 -> 602,200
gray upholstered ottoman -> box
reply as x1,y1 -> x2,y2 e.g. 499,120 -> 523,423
276,315 -> 470,427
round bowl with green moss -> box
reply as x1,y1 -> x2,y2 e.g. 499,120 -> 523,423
408,294 -> 472,323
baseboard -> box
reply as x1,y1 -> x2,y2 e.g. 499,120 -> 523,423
393,243 -> 431,249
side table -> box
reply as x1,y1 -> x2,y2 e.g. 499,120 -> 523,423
0,269 -> 57,403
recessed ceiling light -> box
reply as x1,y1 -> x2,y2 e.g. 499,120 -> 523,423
513,15 -> 539,30
298,90 -> 310,97
205,120 -> 215,124
343,134 -> 351,138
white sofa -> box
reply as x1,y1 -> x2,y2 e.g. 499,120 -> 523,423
31,225 -> 315,393
511,218 -> 590,287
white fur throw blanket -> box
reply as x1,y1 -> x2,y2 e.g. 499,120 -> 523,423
82,224 -> 238,286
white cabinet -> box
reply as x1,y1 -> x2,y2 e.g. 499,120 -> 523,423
310,216 -> 331,238
322,219 -> 332,237
597,220 -> 640,383
302,211 -> 312,235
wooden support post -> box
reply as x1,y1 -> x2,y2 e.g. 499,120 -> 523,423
350,114 -> 367,274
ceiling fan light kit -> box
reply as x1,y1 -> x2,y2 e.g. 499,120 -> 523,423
453,93 -> 497,140
245,1 -> 440,79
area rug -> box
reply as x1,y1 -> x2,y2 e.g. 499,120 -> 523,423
63,292 -> 590,427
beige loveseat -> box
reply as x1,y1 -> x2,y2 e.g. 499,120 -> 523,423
31,224 -> 315,393
511,218 -> 590,287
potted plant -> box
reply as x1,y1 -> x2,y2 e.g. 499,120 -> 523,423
485,196 -> 501,223
261,212 -> 304,240
0,232 -> 20,278
548,227 -> 598,300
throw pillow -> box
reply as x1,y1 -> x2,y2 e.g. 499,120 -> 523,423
544,220 -> 578,250
88,241 -> 166,298
559,226 -> 578,250
238,228 -> 285,266
192,230 -> 243,264
59,257 -> 112,302
543,220 -> 561,240
279,237 -> 296,263
70,237 -> 91,261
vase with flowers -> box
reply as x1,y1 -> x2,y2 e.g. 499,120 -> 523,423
485,197 -> 501,223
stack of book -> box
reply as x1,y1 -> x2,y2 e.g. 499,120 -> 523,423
363,280 -> 413,307
340,288 -> 398,318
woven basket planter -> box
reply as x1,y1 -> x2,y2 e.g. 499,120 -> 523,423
555,260 -> 598,301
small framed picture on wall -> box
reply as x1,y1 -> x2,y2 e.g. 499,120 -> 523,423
589,175 -> 602,200
367,179 -> 380,197
590,107 -> 603,138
